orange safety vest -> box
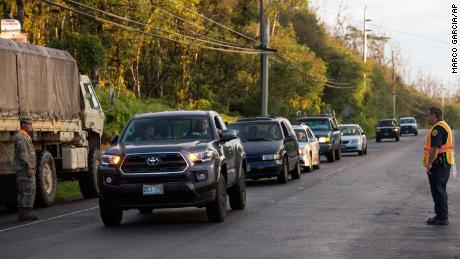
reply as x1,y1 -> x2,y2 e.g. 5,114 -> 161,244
18,129 -> 32,141
423,120 -> 454,168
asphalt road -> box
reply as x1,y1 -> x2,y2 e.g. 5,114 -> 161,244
1,130 -> 459,259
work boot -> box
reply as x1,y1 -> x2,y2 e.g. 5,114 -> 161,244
19,208 -> 38,221
426,216 -> 449,225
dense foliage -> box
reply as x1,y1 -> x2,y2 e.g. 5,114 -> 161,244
2,0 -> 459,139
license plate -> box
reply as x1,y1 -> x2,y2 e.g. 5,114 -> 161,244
143,184 -> 164,195
383,133 -> 389,136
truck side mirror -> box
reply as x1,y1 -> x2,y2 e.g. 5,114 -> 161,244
111,135 -> 119,145
221,130 -> 238,141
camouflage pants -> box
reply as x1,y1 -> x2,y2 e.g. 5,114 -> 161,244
16,173 -> 36,208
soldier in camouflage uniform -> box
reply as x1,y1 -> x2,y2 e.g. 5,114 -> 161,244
11,116 -> 38,221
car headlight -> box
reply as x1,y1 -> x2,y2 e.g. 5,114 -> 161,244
318,137 -> 331,143
101,155 -> 121,166
394,128 -> 398,131
188,150 -> 218,163
262,153 -> 281,161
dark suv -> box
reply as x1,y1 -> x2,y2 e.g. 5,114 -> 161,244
295,115 -> 341,162
376,119 -> 400,142
228,117 -> 301,184
98,111 -> 247,225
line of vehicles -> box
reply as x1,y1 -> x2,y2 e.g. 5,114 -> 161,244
100,111 -> 408,225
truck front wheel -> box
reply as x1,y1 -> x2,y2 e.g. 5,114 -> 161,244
35,151 -> 57,207
79,149 -> 101,199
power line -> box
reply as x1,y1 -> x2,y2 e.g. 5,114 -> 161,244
272,54 -> 357,89
317,8 -> 449,45
166,0 -> 259,43
149,2 -> 243,47
40,0 -> 273,54
61,0 -> 262,52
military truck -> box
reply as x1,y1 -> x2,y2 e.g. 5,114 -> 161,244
0,38 -> 104,211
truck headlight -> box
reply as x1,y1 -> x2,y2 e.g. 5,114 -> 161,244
101,155 -> 121,166
318,137 -> 331,143
188,150 -> 218,163
262,153 -> 281,161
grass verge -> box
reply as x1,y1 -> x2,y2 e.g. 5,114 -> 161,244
56,181 -> 83,200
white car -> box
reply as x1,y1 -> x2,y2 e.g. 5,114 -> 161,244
399,117 -> 418,136
339,124 -> 367,156
292,124 -> 320,172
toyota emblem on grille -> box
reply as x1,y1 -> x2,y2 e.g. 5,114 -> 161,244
146,156 -> 160,166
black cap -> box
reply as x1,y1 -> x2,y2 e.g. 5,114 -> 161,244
20,116 -> 32,124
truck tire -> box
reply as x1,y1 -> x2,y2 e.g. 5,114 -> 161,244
376,137 -> 381,142
206,176 -> 227,222
277,158 -> 289,184
35,151 -> 57,207
229,163 -> 246,210
100,198 -> 123,226
291,161 -> 301,179
335,148 -> 341,160
79,149 -> 101,199
326,149 -> 336,162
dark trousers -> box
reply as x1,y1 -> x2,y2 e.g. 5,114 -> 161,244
428,166 -> 451,220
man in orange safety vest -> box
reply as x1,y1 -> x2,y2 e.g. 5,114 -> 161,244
424,107 -> 454,225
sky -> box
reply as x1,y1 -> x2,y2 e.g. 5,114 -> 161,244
310,0 -> 459,96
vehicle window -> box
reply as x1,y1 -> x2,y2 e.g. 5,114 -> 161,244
228,122 -> 282,141
306,129 -> 315,139
294,129 -> 308,142
378,120 -> 395,127
213,116 -> 224,137
280,122 -> 290,138
83,83 -> 100,109
120,116 -> 213,143
339,126 -> 360,136
303,119 -> 331,131
399,118 -> 416,124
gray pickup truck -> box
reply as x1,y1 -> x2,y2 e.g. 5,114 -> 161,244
98,111 -> 247,225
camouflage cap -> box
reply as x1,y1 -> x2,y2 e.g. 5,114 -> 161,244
20,116 -> 32,124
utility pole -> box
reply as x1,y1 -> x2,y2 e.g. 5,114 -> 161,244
260,0 -> 269,116
392,50 -> 396,119
441,84 -> 445,111
363,6 -> 371,63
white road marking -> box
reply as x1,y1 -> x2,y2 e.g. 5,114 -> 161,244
0,206 -> 99,233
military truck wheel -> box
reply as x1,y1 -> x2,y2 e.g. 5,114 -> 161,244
35,151 -> 57,207
229,163 -> 246,210
326,149 -> 336,162
79,149 -> 101,199
100,199 -> 123,226
206,176 -> 227,222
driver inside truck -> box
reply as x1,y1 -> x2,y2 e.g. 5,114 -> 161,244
144,124 -> 157,140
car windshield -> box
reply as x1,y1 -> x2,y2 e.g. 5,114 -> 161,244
400,118 -> 416,124
228,122 -> 282,141
120,116 -> 213,144
302,119 -> 331,131
294,129 -> 308,142
339,126 -> 360,136
378,120 -> 395,127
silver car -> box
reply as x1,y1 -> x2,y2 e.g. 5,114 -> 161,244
292,124 -> 320,172
339,124 -> 367,156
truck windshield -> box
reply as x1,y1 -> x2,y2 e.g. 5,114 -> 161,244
228,122 -> 282,141
339,126 -> 360,136
120,116 -> 213,143
400,118 -> 416,124
303,119 -> 331,131
378,120 -> 395,127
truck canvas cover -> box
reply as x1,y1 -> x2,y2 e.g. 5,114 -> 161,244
0,38 -> 81,120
